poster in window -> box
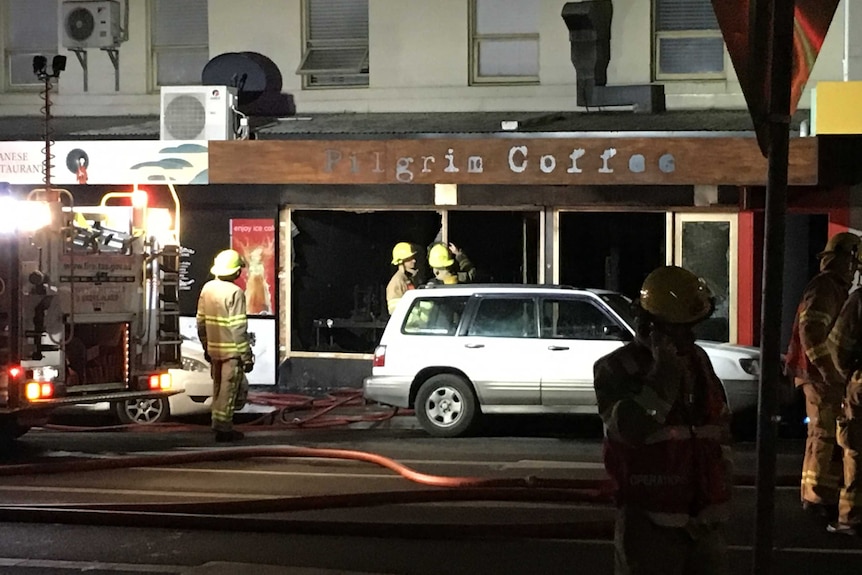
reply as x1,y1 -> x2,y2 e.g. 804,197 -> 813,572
230,218 -> 276,316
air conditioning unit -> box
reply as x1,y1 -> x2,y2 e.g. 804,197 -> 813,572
61,0 -> 122,50
160,86 -> 238,141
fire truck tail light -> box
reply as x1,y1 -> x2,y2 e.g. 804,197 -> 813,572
8,366 -> 22,378
25,381 -> 54,400
148,373 -> 171,390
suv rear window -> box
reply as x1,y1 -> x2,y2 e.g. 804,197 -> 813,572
402,296 -> 468,335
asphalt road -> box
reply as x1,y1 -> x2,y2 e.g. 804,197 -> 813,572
0,412 -> 858,575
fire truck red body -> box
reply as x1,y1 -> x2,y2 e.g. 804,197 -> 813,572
0,187 -> 181,441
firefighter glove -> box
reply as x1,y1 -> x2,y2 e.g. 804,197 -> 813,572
204,351 -> 212,363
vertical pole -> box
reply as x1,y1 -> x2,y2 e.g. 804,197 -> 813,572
752,1 -> 795,574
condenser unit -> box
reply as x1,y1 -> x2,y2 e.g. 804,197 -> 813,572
61,0 -> 122,50
160,86 -> 237,141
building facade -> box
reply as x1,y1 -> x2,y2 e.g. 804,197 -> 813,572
2,0 -> 861,390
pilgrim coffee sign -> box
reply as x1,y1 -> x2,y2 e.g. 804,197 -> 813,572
209,138 -> 818,186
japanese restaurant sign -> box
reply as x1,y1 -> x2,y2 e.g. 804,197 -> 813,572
209,138 -> 818,186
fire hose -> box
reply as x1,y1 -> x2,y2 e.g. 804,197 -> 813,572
42,388 -> 405,433
0,444 -> 618,540
14,391 -> 804,539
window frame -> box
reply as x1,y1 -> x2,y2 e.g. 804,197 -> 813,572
652,0 -> 726,81
148,0 -> 210,90
298,0 -> 369,90
469,0 -> 540,86
3,0 -> 59,91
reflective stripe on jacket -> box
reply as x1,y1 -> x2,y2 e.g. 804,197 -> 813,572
594,340 -> 732,526
786,270 -> 851,383
196,278 -> 252,362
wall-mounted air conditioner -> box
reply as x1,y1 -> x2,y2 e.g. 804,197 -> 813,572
160,86 -> 238,141
61,0 -> 122,50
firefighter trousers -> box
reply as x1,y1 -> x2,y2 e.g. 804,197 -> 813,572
210,358 -> 249,432
614,506 -> 729,575
800,379 -> 844,505
837,378 -> 862,526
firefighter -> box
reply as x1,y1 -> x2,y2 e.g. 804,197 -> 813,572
786,232 -> 862,519
386,242 -> 418,314
197,249 -> 255,442
427,242 -> 476,285
594,266 -> 732,575
826,287 -> 862,536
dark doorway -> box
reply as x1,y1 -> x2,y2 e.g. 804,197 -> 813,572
559,211 -> 666,299
448,210 -> 541,284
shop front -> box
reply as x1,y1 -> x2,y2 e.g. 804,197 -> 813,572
207,134 -> 825,393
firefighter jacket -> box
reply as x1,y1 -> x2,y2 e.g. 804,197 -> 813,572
828,289 -> 862,417
386,269 -> 415,314
786,270 -> 852,385
196,278 -> 253,363
594,339 -> 733,527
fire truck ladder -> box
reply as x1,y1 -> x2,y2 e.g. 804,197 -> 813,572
157,245 -> 182,368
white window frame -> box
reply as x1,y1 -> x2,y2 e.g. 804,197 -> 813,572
149,0 -> 209,90
297,0 -> 369,89
470,0 -> 539,85
3,0 -> 59,91
653,0 -> 726,81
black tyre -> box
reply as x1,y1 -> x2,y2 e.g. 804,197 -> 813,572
114,397 -> 170,425
415,374 -> 479,437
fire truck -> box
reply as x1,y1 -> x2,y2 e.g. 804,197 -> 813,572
0,186 -> 181,442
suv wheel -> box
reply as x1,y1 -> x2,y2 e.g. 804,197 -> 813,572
415,374 -> 478,437
115,397 -> 170,425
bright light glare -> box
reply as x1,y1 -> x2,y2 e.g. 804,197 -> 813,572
131,190 -> 148,208
25,382 -> 41,400
146,208 -> 176,244
159,373 -> 171,390
0,197 -> 52,233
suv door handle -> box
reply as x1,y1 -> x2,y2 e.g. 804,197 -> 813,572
547,345 -> 569,351
465,343 -> 485,349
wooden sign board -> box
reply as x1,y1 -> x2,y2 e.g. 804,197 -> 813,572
209,137 -> 818,186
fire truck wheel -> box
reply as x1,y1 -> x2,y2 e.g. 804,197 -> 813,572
114,398 -> 171,425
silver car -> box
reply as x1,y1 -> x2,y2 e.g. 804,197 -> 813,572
364,284 -> 763,437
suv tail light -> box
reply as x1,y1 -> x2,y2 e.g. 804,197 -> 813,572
373,345 -> 386,367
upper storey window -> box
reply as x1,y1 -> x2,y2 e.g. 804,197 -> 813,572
297,0 -> 369,88
151,0 -> 209,87
654,0 -> 725,80
470,0 -> 540,84
5,0 -> 58,90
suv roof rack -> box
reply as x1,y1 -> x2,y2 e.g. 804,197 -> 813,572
418,283 -> 581,290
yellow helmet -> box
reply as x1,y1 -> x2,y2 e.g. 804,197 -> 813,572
818,232 -> 862,261
639,266 -> 713,324
428,243 -> 455,269
391,242 -> 417,265
210,249 -> 245,277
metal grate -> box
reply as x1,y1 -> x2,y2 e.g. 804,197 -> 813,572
163,94 -> 206,139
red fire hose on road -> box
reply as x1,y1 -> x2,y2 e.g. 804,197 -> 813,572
0,444 -> 618,540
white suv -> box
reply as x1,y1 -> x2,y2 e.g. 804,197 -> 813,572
364,284 -> 762,437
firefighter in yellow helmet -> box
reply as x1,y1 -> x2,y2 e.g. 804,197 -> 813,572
786,231 -> 862,522
594,266 -> 732,575
386,242 -> 419,314
196,249 -> 254,442
426,242 -> 476,285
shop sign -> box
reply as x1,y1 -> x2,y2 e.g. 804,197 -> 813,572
0,141 -> 210,185
209,138 -> 818,186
